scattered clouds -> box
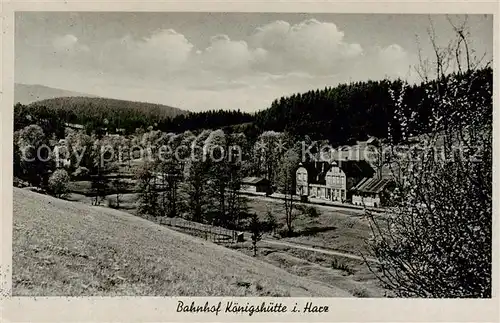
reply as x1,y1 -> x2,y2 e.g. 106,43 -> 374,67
379,44 -> 407,60
31,19 -> 415,112
250,19 -> 364,74
91,18 -> 401,78
200,34 -> 255,71
131,29 -> 193,68
97,30 -> 193,76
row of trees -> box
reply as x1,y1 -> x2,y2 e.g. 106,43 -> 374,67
13,115 -> 301,233
15,103 -> 391,242
14,66 -> 491,148
14,98 -> 255,137
255,67 -> 492,146
13,120 -> 129,203
131,127 -> 302,234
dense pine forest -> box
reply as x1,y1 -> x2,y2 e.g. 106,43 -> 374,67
14,67 -> 492,146
14,97 -> 185,137
254,67 -> 492,145
14,97 -> 255,138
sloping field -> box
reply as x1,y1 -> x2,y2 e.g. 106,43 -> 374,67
12,188 -> 352,297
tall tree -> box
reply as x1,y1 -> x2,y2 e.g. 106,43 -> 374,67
17,124 -> 53,188
111,177 -> 126,209
181,130 -> 212,222
277,148 -> 300,236
157,133 -> 183,218
225,132 -> 250,230
135,160 -> 159,216
365,15 -> 492,298
253,131 -> 285,187
250,213 -> 263,257
89,138 -> 109,206
65,131 -> 93,172
204,130 -> 230,226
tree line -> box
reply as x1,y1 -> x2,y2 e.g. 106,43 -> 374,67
14,97 -> 255,137
254,67 -> 492,146
13,120 -> 303,235
14,67 -> 492,148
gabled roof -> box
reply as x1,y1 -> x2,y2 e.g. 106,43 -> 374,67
241,177 -> 269,185
335,160 -> 375,178
298,159 -> 375,184
352,177 -> 394,194
297,161 -> 329,185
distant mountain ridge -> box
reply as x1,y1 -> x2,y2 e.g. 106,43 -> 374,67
15,83 -> 185,117
14,83 -> 98,105
29,96 -> 185,118
14,83 -> 187,134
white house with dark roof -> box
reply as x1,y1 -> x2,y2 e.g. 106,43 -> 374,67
296,159 -> 374,203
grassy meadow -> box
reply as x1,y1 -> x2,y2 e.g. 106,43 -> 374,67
13,188 -> 355,296
37,175 -> 388,297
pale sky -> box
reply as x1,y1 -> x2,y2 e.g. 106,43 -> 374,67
15,13 -> 493,112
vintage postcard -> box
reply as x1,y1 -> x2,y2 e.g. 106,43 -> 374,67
1,0 -> 498,322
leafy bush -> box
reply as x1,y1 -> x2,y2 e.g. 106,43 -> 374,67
17,124 -> 54,187
48,169 -> 70,198
277,226 -> 298,238
106,196 -> 118,209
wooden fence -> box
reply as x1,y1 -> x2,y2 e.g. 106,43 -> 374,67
159,217 -> 240,244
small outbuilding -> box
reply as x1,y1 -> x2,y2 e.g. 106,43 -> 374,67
240,177 -> 271,194
351,177 -> 394,208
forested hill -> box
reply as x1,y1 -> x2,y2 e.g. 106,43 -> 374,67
15,97 -> 256,137
14,67 -> 492,144
17,96 -> 186,134
254,67 -> 492,145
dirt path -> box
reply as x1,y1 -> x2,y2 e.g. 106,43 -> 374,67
261,238 -> 380,263
243,194 -> 381,216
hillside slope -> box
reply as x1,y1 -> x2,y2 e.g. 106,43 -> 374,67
17,96 -> 186,133
12,188 -> 351,296
254,67 -> 492,145
14,83 -> 97,105
29,96 -> 185,118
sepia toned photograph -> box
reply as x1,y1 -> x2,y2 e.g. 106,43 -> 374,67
12,11 -> 492,299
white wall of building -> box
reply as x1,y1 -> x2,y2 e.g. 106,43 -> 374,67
296,167 -> 309,195
352,194 -> 381,207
